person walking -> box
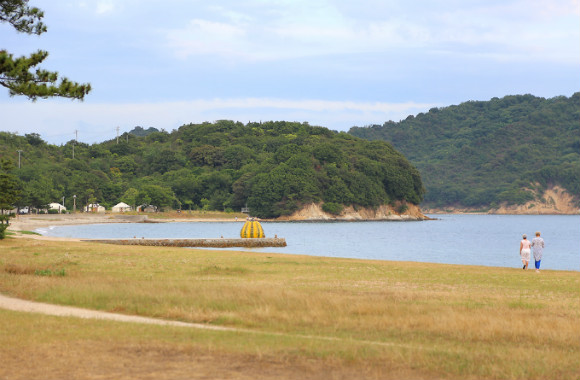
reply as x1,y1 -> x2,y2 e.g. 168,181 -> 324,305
531,231 -> 545,273
520,234 -> 531,270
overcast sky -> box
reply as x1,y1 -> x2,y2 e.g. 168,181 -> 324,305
1,0 -> 578,145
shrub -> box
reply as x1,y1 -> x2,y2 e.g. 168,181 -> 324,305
322,202 -> 343,215
397,203 -> 409,214
0,224 -> 8,239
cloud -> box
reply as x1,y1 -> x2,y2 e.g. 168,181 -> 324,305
95,0 -> 115,15
161,0 -> 579,64
166,19 -> 248,59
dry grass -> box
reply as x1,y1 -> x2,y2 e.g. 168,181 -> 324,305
0,237 -> 579,379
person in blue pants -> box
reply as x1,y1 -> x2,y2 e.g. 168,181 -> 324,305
531,231 -> 545,273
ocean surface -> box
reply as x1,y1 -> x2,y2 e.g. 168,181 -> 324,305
40,214 -> 580,271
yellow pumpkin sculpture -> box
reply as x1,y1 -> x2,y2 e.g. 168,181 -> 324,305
240,218 -> 265,238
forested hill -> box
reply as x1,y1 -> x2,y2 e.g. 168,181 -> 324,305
349,93 -> 580,209
0,121 -> 424,219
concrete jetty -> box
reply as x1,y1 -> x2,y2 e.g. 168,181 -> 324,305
83,237 -> 287,248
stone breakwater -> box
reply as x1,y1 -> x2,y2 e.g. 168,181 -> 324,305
83,238 -> 287,248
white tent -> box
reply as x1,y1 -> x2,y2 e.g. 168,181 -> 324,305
112,202 -> 132,213
85,203 -> 105,213
49,203 -> 66,213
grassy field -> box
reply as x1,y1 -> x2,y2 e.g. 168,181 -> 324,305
0,237 -> 579,379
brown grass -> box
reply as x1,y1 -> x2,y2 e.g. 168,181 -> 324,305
0,237 -> 579,380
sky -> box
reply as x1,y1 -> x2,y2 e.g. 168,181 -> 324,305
1,0 -> 579,145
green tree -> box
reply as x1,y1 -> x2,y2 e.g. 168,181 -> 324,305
121,187 -> 139,211
0,119 -> 426,219
138,185 -> 175,210
0,0 -> 91,100
350,93 -> 579,208
21,176 -> 56,210
0,158 -> 21,238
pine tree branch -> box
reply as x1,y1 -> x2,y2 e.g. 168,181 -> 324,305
0,0 -> 46,35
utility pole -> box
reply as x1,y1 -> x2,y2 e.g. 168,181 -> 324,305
16,150 -> 23,168
115,126 -> 120,144
73,130 -> 78,159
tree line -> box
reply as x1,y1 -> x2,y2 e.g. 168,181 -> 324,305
349,93 -> 580,209
0,120 -> 425,221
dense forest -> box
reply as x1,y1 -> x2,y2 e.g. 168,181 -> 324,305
349,93 -> 580,208
0,121 -> 424,219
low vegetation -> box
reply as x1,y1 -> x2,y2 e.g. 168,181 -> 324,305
1,237 -> 578,379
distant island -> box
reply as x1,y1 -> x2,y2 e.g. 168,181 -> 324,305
350,93 -> 580,214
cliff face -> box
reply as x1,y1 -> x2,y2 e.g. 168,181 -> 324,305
270,186 -> 579,221
422,186 -> 579,215
493,186 -> 579,215
274,203 -> 428,221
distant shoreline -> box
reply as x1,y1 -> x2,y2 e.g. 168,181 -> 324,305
9,210 -> 578,236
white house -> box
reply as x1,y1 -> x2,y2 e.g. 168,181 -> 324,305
85,203 -> 106,213
112,202 -> 132,213
49,203 -> 66,213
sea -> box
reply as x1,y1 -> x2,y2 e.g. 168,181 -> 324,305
39,214 -> 580,271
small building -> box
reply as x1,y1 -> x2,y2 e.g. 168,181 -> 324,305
49,203 -> 67,214
137,204 -> 158,213
85,203 -> 106,213
112,202 -> 132,213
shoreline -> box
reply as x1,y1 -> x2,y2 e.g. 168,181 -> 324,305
8,210 -> 578,236
7,213 -> 243,233
6,212 -> 579,273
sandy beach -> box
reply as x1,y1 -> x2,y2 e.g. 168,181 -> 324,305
7,213 -> 243,241
9,213 -> 137,230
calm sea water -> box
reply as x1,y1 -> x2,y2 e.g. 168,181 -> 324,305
40,215 -> 580,271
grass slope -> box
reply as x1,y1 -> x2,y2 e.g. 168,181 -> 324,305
1,238 -> 579,379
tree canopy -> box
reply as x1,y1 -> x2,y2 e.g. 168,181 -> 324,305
0,0 -> 91,100
349,93 -> 580,209
0,121 -> 424,219
0,157 -> 21,238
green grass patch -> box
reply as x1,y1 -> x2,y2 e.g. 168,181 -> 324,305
19,230 -> 42,235
34,268 -> 66,277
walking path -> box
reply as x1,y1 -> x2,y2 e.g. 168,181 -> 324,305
0,293 -> 424,351
0,293 -> 233,331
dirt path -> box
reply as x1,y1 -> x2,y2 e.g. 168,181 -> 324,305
0,293 -> 233,331
0,292 -> 422,352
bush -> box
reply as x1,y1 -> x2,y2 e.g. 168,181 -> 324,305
397,203 -> 409,214
322,202 -> 343,215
